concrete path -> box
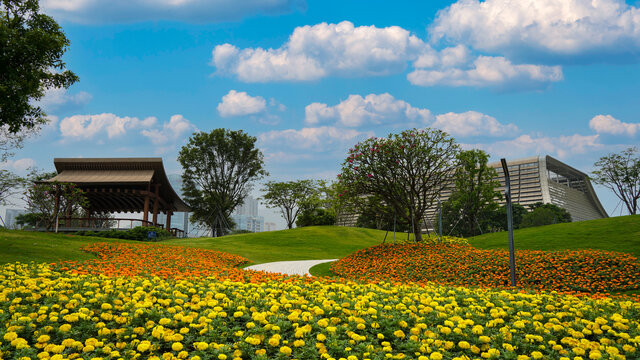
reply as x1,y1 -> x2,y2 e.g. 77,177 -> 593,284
244,259 -> 337,276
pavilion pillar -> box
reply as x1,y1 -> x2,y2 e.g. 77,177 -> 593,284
152,184 -> 160,226
143,194 -> 150,226
166,211 -> 172,231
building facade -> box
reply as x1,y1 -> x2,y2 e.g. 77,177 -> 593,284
232,196 -> 264,232
339,155 -> 608,227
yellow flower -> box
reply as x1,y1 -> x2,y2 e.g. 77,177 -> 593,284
280,346 -> 292,355
172,342 -> 183,351
458,341 -> 471,349
430,352 -> 443,360
393,330 -> 405,338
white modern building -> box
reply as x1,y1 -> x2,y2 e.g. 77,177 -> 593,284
339,155 -> 608,227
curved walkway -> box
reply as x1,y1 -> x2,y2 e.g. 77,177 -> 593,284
244,259 -> 337,276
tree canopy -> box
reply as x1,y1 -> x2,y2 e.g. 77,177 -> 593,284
339,128 -> 459,242
261,179 -> 320,229
178,129 -> 267,236
440,149 -> 502,237
1,0 -> 78,134
592,147 -> 639,215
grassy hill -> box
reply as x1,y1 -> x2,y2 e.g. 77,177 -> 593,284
469,214 -> 640,256
0,229 -> 139,264
162,226 -> 387,264
0,226 -> 388,265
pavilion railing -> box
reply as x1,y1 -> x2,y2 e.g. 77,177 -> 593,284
30,217 -> 187,238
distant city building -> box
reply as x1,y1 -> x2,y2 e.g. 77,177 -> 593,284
3,209 -> 27,229
232,196 -> 264,232
264,222 -> 277,231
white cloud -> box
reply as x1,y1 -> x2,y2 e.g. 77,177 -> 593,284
41,0 -> 302,23
212,21 -> 427,82
589,114 -> 639,136
59,113 -> 156,139
0,158 -> 36,172
408,56 -> 562,89
141,115 -> 196,145
434,111 -> 518,137
217,90 -> 267,117
37,87 -> 92,113
258,126 -> 373,150
476,134 -> 602,159
431,0 -> 640,62
305,93 -> 432,127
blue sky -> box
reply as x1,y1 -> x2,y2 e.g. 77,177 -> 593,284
3,0 -> 640,225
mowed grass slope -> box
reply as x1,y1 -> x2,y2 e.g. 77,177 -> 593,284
469,214 -> 640,257
0,229 -> 139,264
163,226 -> 388,264
0,226 -> 388,265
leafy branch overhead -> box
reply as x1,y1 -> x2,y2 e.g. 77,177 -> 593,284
1,0 -> 79,133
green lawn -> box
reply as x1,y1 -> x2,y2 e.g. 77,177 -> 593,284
469,214 -> 640,256
0,226 -> 389,265
163,226 -> 388,264
0,229 -> 139,264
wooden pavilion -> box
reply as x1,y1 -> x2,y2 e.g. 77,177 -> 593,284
44,158 -> 190,236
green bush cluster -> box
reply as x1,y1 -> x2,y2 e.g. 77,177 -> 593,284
73,226 -> 173,241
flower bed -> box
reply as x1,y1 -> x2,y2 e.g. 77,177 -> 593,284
331,243 -> 640,297
1,262 -> 639,360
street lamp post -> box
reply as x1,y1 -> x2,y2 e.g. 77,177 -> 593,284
501,158 -> 517,287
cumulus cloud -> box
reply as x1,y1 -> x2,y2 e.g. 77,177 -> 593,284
59,113 -> 157,139
589,114 -> 639,136
433,111 -> 518,137
0,158 -> 36,172
217,90 -> 267,117
305,93 -> 432,127
41,0 -> 303,24
477,134 -> 602,159
258,126 -> 373,151
408,56 -> 563,89
141,115 -> 196,145
212,21 -> 427,82
431,0 -> 640,62
37,87 -> 92,113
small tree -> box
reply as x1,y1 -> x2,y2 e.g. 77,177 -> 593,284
23,171 -> 88,230
592,147 -> 640,215
1,0 -> 79,134
0,169 -> 26,206
339,128 -> 459,242
178,129 -> 267,237
487,203 -> 528,231
439,149 -> 502,237
261,179 -> 319,229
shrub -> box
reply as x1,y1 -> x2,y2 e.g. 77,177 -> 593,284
521,203 -> 572,228
296,208 -> 336,227
74,226 -> 172,241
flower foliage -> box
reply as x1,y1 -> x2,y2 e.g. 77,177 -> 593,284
331,244 -> 640,297
1,261 -> 640,360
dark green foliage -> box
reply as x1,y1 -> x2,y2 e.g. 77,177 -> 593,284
296,208 -> 336,227
229,229 -> 253,235
355,196 -> 411,231
74,226 -> 172,241
520,202 -> 572,228
15,212 -> 40,228
1,0 -> 78,133
178,129 -> 267,237
487,203 -> 528,231
439,150 -> 502,237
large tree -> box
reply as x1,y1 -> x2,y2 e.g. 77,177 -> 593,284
440,149 -> 502,237
1,0 -> 78,135
592,147 -> 640,215
261,179 -> 319,229
339,128 -> 459,242
178,129 -> 267,237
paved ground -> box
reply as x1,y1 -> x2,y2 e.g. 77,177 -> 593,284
245,259 -> 337,276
